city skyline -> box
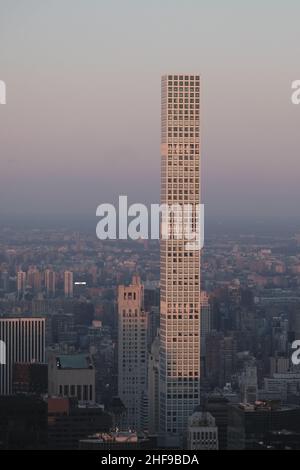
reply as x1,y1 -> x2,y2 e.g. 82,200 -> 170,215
1,0 -> 300,453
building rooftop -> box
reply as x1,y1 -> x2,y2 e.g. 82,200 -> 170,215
235,401 -> 300,412
188,411 -> 216,428
56,354 -> 93,370
81,432 -> 138,444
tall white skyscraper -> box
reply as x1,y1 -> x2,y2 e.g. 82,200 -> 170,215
64,271 -> 73,298
118,276 -> 148,431
160,74 -> 201,447
0,317 -> 46,395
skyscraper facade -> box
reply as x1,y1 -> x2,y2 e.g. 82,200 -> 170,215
118,276 -> 148,431
0,317 -> 46,395
148,333 -> 160,435
160,74 -> 201,446
200,291 -> 211,377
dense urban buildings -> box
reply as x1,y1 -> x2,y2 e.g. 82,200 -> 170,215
1,73 -> 300,450
47,397 -> 111,450
159,74 -> 201,447
1,220 -> 300,448
227,401 -> 300,449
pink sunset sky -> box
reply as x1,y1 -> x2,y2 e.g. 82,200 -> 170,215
0,0 -> 299,220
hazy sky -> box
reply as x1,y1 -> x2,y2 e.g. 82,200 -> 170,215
0,0 -> 300,220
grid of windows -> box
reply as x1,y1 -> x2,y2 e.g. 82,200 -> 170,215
0,318 -> 45,395
118,278 -> 148,432
160,74 -> 201,444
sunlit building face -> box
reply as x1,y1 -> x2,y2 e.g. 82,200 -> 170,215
160,74 -> 201,447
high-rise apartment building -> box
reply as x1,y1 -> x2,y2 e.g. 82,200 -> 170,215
45,269 -> 56,297
160,74 -> 201,447
17,271 -> 26,295
27,267 -> 42,292
118,276 -> 148,431
0,317 -> 46,395
64,271 -> 73,298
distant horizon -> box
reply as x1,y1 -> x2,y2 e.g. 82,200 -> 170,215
1,212 -> 300,236
1,1 -> 300,220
